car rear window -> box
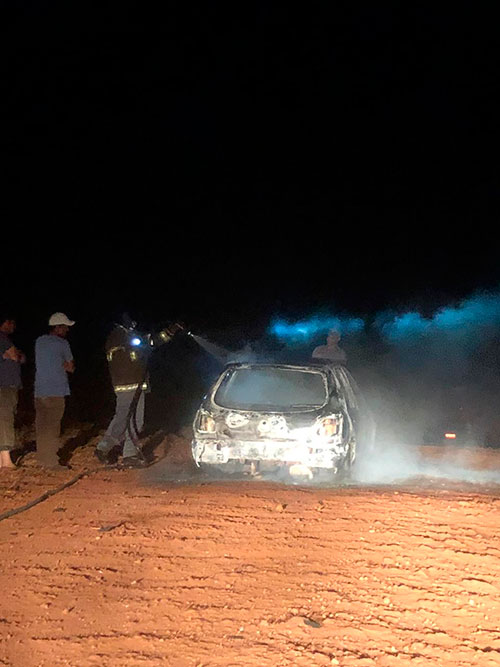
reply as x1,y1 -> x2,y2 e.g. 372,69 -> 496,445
214,367 -> 328,411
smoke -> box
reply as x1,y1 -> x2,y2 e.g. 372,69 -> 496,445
352,437 -> 500,486
190,334 -> 265,364
270,314 -> 365,341
265,288 -> 500,485
375,290 -> 500,342
226,342 -> 259,364
270,288 -> 500,347
189,334 -> 229,363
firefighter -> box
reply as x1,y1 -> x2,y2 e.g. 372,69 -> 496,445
95,313 -> 152,467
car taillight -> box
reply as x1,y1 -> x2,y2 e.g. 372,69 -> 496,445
317,417 -> 339,438
199,414 -> 216,433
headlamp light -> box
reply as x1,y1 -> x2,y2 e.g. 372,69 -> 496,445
199,413 -> 216,433
317,417 -> 339,438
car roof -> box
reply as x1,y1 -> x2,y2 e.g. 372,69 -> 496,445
221,361 -> 344,372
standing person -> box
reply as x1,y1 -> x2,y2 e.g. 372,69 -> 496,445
94,313 -> 150,468
95,314 -> 182,467
0,312 -> 25,469
35,312 -> 75,468
312,329 -> 347,364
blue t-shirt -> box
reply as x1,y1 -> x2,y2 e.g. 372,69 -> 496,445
35,334 -> 73,398
0,331 -> 22,388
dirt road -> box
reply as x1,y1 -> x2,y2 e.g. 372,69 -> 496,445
1,437 -> 500,666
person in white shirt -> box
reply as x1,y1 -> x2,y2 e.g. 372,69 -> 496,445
312,329 -> 347,363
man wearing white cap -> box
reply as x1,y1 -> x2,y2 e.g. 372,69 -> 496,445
34,313 -> 75,468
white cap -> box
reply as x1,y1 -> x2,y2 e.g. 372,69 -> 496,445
49,312 -> 75,327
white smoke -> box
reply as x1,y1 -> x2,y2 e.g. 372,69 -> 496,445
353,439 -> 500,485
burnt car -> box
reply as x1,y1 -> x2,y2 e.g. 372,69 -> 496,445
192,362 -> 375,479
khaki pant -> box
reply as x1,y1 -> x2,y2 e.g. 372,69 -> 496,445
35,397 -> 66,466
0,387 -> 18,451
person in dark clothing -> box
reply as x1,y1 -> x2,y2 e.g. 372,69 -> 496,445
95,313 -> 186,467
94,314 -> 151,467
0,312 -> 25,469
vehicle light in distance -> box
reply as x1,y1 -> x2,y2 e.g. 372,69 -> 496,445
317,417 -> 339,438
199,414 -> 216,433
444,432 -> 457,439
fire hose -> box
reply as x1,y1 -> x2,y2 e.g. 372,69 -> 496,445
123,322 -> 187,461
124,373 -> 148,461
0,469 -> 93,522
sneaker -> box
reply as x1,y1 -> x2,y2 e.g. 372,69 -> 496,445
121,455 -> 148,468
94,449 -> 110,464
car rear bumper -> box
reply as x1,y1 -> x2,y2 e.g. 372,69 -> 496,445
192,438 -> 347,469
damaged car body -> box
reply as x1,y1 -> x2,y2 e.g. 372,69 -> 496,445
192,362 -> 375,479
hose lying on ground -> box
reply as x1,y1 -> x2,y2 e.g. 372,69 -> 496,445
0,444 -> 169,524
0,469 -> 95,523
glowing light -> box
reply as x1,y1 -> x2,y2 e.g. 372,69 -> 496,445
270,315 -> 364,340
375,290 -> 500,342
444,433 -> 457,439
131,337 -> 142,346
199,414 -> 216,433
269,289 -> 500,347
317,417 -> 339,437
374,310 -> 432,341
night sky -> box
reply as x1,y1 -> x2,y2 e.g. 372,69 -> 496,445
2,3 -> 499,341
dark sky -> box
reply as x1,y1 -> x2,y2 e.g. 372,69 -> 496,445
2,3 -> 499,336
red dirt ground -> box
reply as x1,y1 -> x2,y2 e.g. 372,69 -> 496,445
1,433 -> 500,667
